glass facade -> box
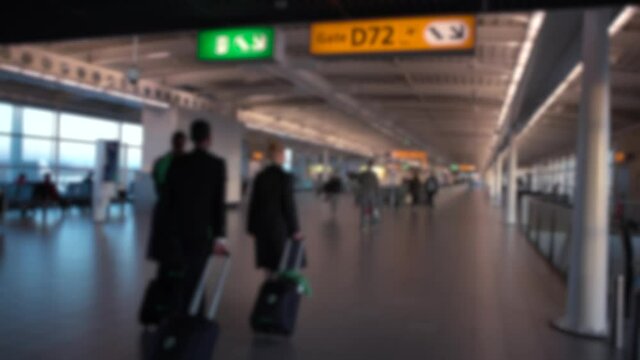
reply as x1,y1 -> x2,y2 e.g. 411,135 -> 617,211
525,152 -> 615,203
0,101 -> 143,191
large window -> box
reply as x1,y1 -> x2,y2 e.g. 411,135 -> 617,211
23,107 -> 56,137
22,138 -> 55,166
0,135 -> 10,164
122,123 -> 143,146
59,142 -> 96,168
0,102 -> 143,190
0,102 -> 12,133
60,113 -> 119,142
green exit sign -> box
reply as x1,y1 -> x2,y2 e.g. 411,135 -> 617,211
198,27 -> 275,61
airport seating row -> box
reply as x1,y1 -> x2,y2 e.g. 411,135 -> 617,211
0,182 -> 132,217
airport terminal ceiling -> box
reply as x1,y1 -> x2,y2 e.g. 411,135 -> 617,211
0,0 -> 630,42
1,6 -> 639,167
14,13 -> 534,165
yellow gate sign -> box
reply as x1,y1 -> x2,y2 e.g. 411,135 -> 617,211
310,15 -> 476,55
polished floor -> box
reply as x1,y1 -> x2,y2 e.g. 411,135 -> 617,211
0,186 -> 613,359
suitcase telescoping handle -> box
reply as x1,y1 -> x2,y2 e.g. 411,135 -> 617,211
188,254 -> 232,321
277,240 -> 305,273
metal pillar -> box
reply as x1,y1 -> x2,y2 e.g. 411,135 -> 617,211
486,170 -> 495,198
555,8 -> 610,338
322,149 -> 330,181
494,154 -> 503,206
507,142 -> 518,224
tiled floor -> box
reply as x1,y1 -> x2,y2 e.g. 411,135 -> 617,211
0,186 -> 613,359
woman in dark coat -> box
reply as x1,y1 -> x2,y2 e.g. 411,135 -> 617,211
247,141 -> 304,273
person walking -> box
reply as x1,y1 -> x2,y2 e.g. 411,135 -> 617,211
163,120 -> 229,314
408,168 -> 422,208
147,131 -> 186,263
358,160 -> 380,229
322,172 -> 343,215
425,171 -> 440,209
248,141 -> 303,276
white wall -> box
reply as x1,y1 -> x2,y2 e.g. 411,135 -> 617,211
141,107 -> 178,172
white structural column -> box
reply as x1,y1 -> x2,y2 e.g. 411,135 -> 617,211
322,149 -> 330,180
494,154 -> 504,206
506,142 -> 518,224
555,8 -> 611,337
485,170 -> 495,198
136,107 -> 179,211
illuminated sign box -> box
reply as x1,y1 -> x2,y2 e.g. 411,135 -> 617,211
310,15 -> 476,56
391,150 -> 428,162
198,27 -> 275,61
450,163 -> 476,172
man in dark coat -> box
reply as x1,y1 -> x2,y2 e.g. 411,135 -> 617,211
248,141 -> 303,273
163,119 -> 229,312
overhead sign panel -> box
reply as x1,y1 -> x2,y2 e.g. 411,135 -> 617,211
391,150 -> 428,162
450,163 -> 477,172
198,27 -> 275,61
310,15 -> 476,56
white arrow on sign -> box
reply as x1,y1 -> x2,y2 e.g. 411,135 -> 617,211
234,36 -> 251,52
252,34 -> 267,52
424,20 -> 470,46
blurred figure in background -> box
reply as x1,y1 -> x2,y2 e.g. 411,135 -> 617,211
83,171 -> 93,184
357,160 -> 380,229
152,131 -> 186,197
425,171 -> 440,209
387,166 -> 401,208
408,168 -> 422,208
15,173 -> 27,186
248,140 -> 303,276
147,131 -> 187,263
40,173 -> 68,209
322,172 -> 343,215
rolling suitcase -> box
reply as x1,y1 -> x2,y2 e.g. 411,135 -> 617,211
145,254 -> 232,360
139,266 -> 184,327
250,240 -> 306,336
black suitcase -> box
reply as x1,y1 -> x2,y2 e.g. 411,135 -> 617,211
145,254 -> 231,360
250,241 -> 305,336
139,267 -> 184,326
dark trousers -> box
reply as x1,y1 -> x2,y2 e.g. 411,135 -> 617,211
181,255 -> 209,315
426,192 -> 436,208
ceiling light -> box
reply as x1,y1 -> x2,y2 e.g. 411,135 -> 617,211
518,5 -> 637,140
608,6 -> 638,36
495,11 -> 546,130
145,51 -> 172,60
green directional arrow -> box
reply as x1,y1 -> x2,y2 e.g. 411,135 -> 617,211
198,27 -> 275,61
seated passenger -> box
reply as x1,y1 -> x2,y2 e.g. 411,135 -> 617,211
42,174 -> 61,201
15,173 -> 27,186
39,173 -> 69,208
